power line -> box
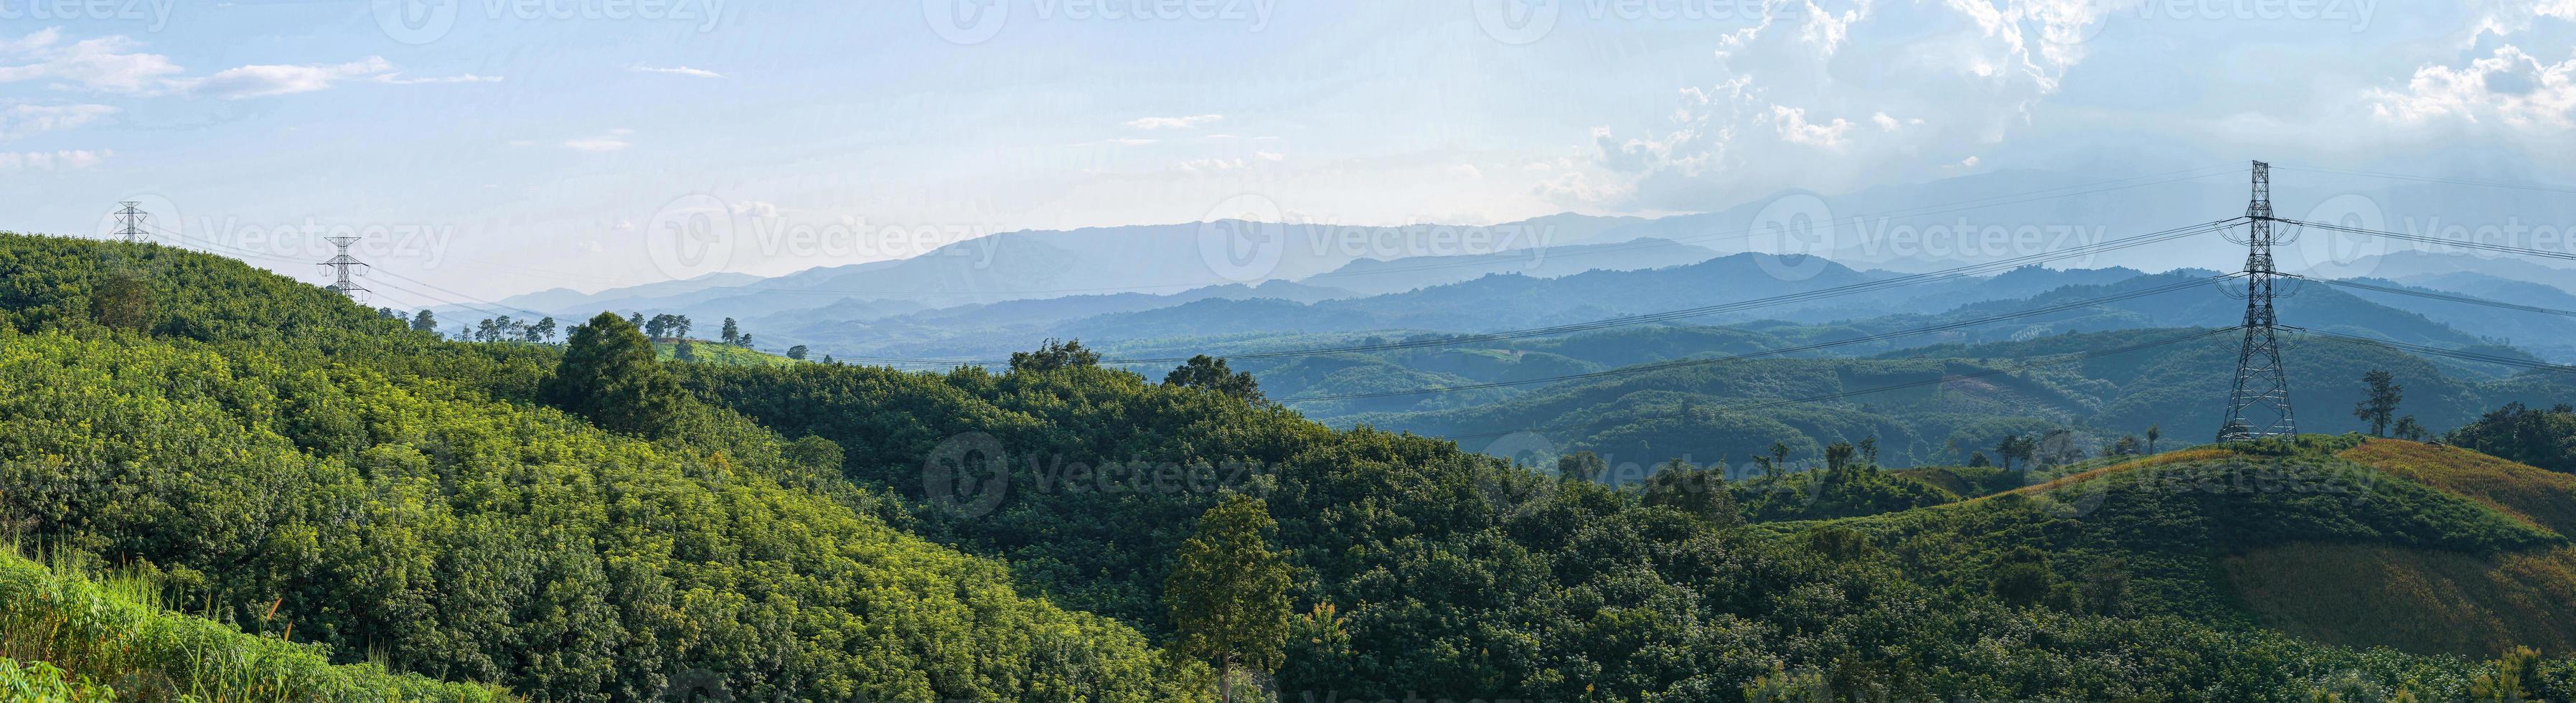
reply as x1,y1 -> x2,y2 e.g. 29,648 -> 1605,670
1277,273 -> 2240,403
410,164 -> 2252,301
2272,164 -> 2576,197
2281,326 -> 2576,375
2280,217 -> 2576,261
2298,276 -> 2576,317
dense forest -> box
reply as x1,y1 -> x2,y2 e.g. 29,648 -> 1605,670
3,231 -> 2575,701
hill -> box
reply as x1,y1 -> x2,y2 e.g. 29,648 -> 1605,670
0,233 -> 1209,702
0,546 -> 508,702
8,231 -> 2575,700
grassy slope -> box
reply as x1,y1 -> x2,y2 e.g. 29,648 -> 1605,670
653,340 -> 796,366
0,547 -> 506,702
1777,441 -> 2568,643
2224,439 -> 2576,657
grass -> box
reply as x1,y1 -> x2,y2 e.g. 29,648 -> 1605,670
2338,438 -> 2576,537
0,545 -> 509,702
652,339 -> 798,367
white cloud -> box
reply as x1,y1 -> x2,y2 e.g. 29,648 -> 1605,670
1567,0 -> 2106,210
0,103 -> 116,139
1178,157 -> 1246,172
184,57 -> 397,99
1128,114 -> 1224,129
0,148 -> 111,171
1107,137 -> 1157,146
2369,44 -> 2576,128
1255,150 -> 1284,161
1448,164 -> 1483,179
633,65 -> 725,79
375,72 -> 503,85
1772,104 -> 1855,148
0,29 -> 183,94
563,128 -> 634,153
0,29 -> 495,99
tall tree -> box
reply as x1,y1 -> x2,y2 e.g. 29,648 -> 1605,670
410,308 -> 437,334
2354,369 -> 2403,436
720,317 -> 740,344
2394,415 -> 2427,442
1165,354 -> 1264,402
786,344 -> 809,361
534,316 -> 558,344
2145,423 -> 2161,454
1011,339 -> 1101,372
1642,458 -> 1741,527
1166,494 -> 1294,703
540,311 -> 686,437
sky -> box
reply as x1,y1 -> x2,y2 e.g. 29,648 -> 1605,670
2,0 -> 2573,303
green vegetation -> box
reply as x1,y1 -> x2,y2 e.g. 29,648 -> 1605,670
0,546 -> 505,702
652,339 -> 796,366
0,233 -> 1208,702
9,232 -> 2576,701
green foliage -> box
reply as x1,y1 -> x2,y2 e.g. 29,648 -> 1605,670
2356,369 -> 2405,437
0,235 -> 1211,702
2446,402 -> 2576,473
1164,354 -> 1264,402
1164,494 -> 1294,700
0,547 -> 502,702
1010,338 -> 1101,372
540,311 -> 686,435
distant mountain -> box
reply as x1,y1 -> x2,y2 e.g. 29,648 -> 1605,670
2311,250 -> 2576,296
1302,237 -> 1719,296
494,214 -> 1641,322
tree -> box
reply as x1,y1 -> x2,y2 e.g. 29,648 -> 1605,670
1556,451 -> 1607,483
533,316 -> 558,344
735,334 -> 754,349
2145,423 -> 2161,453
2107,435 -> 2140,456
1994,435 -> 2035,472
786,344 -> 809,361
2394,415 -> 2427,442
539,311 -> 687,437
1769,441 -> 1792,473
410,308 -> 438,334
1643,458 -> 1741,527
673,315 -> 692,340
644,313 -> 672,339
1966,451 -> 1992,468
1166,494 -> 1294,703
2354,369 -> 2403,436
1011,339 -> 1101,372
90,270 -> 156,331
1165,354 -> 1264,402
720,317 -> 740,344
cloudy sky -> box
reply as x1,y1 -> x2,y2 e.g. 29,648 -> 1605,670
1,1 -> 2571,301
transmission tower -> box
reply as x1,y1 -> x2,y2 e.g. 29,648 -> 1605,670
321,235 -> 371,303
113,202 -> 149,243
2219,161 -> 2295,440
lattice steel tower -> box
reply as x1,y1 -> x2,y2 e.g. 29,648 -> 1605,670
113,202 -> 149,243
2220,161 -> 2295,440
321,236 -> 370,303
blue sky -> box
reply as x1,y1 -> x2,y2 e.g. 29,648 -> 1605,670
3,1 -> 2572,302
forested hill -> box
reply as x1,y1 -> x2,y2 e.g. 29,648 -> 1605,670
0,232 -> 1211,701
6,231 -> 2576,702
